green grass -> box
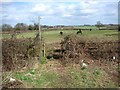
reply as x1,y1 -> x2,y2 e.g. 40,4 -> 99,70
17,32 -> 37,38
11,61 -> 117,88
2,34 -> 12,39
81,30 -> 117,36
67,67 -> 116,88
13,68 -> 59,88
1,30 -> 118,43
74,26 -> 98,29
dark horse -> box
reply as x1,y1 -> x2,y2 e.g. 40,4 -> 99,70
90,29 -> 92,31
60,31 -> 63,35
77,29 -> 82,34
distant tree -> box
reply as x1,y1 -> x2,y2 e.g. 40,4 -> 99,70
84,24 -> 91,26
95,21 -> 103,30
109,24 -> 114,26
28,24 -> 34,30
14,23 -> 28,30
41,25 -> 48,28
34,23 -> 39,30
2,24 -> 13,31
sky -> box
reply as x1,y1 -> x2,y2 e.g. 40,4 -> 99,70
0,0 -> 119,26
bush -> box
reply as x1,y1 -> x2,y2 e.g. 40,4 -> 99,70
2,35 -> 40,71
60,35 -> 119,64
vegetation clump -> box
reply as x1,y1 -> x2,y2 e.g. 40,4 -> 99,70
60,35 -> 119,64
2,34 -> 40,71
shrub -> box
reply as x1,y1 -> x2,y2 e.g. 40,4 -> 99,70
2,34 -> 40,71
60,35 -> 119,64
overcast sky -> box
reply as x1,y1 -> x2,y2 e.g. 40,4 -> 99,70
0,0 -> 119,26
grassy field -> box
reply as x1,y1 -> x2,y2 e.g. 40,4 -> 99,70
1,30 -> 118,42
73,26 -> 98,29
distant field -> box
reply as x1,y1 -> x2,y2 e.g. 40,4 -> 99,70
1,30 -> 118,42
74,26 -> 98,29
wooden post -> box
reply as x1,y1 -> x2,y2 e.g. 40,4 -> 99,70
38,16 -> 42,63
43,43 -> 46,58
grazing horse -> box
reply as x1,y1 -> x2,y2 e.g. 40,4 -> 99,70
60,31 -> 63,35
77,29 -> 82,35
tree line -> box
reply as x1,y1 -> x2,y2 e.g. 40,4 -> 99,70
2,23 -> 69,31
1,21 -> 119,31
2,23 -> 50,31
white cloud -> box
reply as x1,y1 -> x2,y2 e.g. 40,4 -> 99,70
68,4 -> 76,10
1,0 -> 119,2
1,0 -> 56,2
80,0 -> 100,14
1,1 -> 118,25
15,16 -> 21,20
2,14 -> 21,21
62,13 -> 72,17
56,4 -> 78,17
30,3 -> 77,17
0,0 -> 13,2
81,8 -> 98,13
31,3 -> 54,15
31,4 -> 48,12
57,4 -> 66,12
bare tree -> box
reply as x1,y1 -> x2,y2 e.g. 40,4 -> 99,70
95,21 -> 103,30
2,24 -> 13,31
14,23 -> 28,31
